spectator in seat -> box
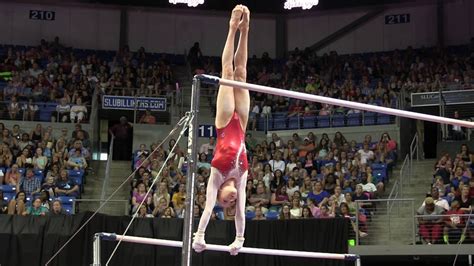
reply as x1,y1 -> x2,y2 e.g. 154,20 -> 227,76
18,134 -> 33,152
30,124 -> 43,144
68,140 -> 90,160
152,197 -> 169,217
18,168 -> 41,196
247,183 -> 270,214
139,110 -> 156,124
42,175 -> 57,197
70,98 -> 87,123
8,96 -> 20,119
199,137 -> 216,157
270,185 -> 289,210
417,197 -> 445,244
253,206 -> 266,220
153,181 -> 171,208
132,182 -> 152,213
55,169 -> 80,198
268,151 -> 285,173
71,124 -> 89,140
422,187 -> 450,211
279,204 -> 291,220
307,181 -> 330,207
67,149 -> 87,170
7,191 -> 26,215
5,164 -> 21,186
357,142 -> 374,165
290,197 -> 302,218
32,147 -> 48,171
24,198 -> 48,216
260,100 -> 272,118
443,200 -> 466,244
52,98 -> 70,122
455,185 -> 473,212
0,191 -> 7,214
49,200 -> 66,215
16,148 -> 32,168
21,98 -> 38,121
301,206 -> 313,219
138,203 -> 153,218
161,206 -> 176,218
172,183 -> 186,214
287,100 -> 304,117
248,100 -> 260,130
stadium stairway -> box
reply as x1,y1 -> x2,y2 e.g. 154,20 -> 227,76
175,65 -> 216,125
360,159 -> 436,245
81,160 -> 131,216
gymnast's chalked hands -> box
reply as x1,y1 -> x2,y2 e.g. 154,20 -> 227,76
192,231 -> 206,253
229,236 -> 245,256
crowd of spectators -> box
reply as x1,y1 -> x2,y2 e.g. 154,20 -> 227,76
0,37 -> 176,122
0,122 -> 90,216
130,130 -> 397,238
417,143 -> 474,244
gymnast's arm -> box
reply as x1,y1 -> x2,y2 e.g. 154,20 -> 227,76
229,173 -> 248,255
193,169 -> 221,252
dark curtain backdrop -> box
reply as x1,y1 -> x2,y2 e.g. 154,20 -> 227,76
0,212 -> 349,266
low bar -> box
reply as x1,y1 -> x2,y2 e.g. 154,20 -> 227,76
196,74 -> 474,128
95,233 -> 359,261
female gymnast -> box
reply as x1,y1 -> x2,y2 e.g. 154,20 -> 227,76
192,4 -> 250,256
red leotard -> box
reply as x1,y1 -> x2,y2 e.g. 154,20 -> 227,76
211,112 -> 248,176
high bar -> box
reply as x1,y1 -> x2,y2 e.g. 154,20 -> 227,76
196,74 -> 474,128
96,232 -> 359,261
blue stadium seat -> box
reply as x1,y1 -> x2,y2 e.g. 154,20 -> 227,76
364,112 -> 376,125
288,116 -> 300,129
245,211 -> 256,220
317,116 -> 330,128
347,113 -> 361,126
63,205 -> 74,214
302,116 -> 316,129
332,114 -> 345,127
265,211 -> 279,220
68,169 -> 84,178
373,170 -> 387,182
0,185 -> 16,202
34,169 -> 44,177
377,114 -> 391,124
55,196 -> 76,206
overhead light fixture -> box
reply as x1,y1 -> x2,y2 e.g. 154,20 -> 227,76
284,0 -> 319,10
169,0 -> 204,7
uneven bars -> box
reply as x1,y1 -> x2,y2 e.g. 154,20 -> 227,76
96,233 -> 359,261
196,74 -> 474,128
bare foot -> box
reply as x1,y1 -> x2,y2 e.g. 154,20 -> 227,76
239,5 -> 250,32
230,5 -> 243,31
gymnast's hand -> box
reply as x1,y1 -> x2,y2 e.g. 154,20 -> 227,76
228,236 -> 245,256
192,231 -> 206,253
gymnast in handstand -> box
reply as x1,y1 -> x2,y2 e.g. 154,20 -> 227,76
192,5 -> 250,256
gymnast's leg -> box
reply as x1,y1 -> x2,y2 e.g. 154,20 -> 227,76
233,6 -> 250,129
215,5 -> 243,129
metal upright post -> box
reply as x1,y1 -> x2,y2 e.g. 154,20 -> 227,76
92,233 -> 102,266
181,76 -> 200,266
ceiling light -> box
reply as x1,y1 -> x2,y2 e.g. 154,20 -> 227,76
169,0 -> 204,7
284,0 -> 319,10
